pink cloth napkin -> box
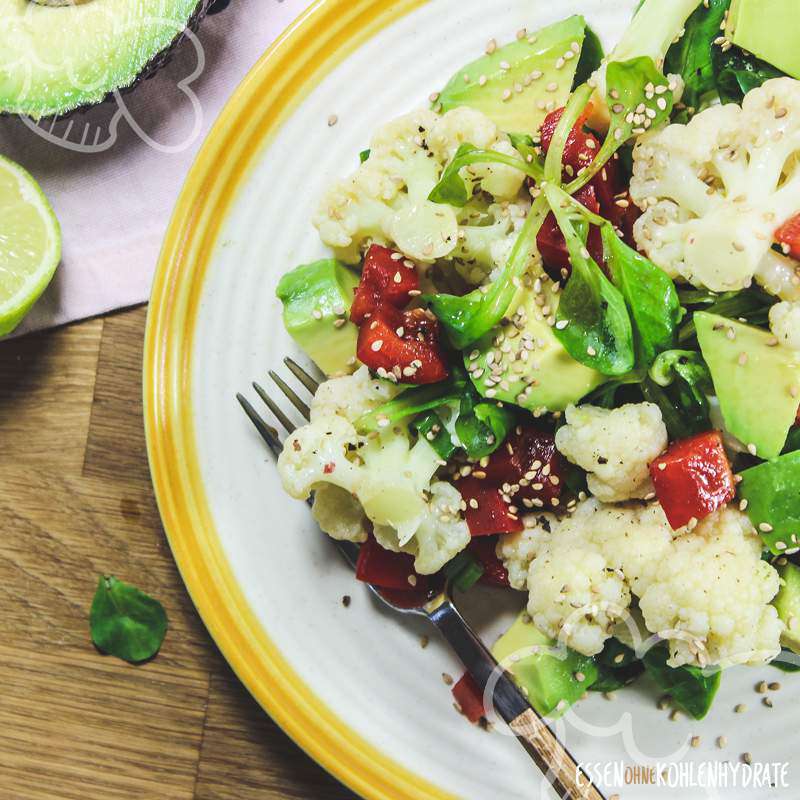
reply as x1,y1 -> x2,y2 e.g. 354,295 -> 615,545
0,0 -> 310,338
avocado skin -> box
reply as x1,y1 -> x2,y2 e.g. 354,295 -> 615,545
773,561 -> 800,654
0,0 -> 214,119
277,259 -> 360,377
695,312 -> 800,461
491,611 -> 598,718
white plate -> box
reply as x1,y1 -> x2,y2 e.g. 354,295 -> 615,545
146,1 -> 797,798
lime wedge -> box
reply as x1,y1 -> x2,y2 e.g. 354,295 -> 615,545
0,155 -> 61,336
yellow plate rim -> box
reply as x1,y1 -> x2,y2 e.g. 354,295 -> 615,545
143,1 -> 457,798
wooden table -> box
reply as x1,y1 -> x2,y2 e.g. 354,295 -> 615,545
0,306 -> 355,800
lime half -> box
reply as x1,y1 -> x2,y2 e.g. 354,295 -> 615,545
0,155 -> 61,336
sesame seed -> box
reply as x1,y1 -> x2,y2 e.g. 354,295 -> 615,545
742,752 -> 753,765
747,443 -> 758,456
499,60 -> 511,70
428,92 -> 440,104
442,672 -> 453,686
763,696 -> 773,708
333,318 -> 346,328
759,522 -> 774,532
371,340 -> 383,352
327,114 -> 338,127
312,309 -> 323,320
739,499 -> 749,511
756,680 -> 768,694
716,736 -> 727,749
502,89 -> 512,102
691,736 -> 701,748
658,462 -> 667,471
734,703 -> 747,713
587,346 -> 597,357
768,681 -> 781,691
546,81 -> 558,92
479,74 -> 487,86
485,38 -> 496,55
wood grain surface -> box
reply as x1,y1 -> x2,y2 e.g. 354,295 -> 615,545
0,306 -> 356,800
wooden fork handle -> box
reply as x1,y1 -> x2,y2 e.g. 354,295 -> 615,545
509,708 -> 604,800
427,596 -> 605,800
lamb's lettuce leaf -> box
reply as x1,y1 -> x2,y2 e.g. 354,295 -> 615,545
713,46 -> 786,105
455,386 -> 516,459
643,646 -> 721,720
544,185 -> 634,377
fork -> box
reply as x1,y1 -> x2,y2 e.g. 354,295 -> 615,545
237,357 -> 605,800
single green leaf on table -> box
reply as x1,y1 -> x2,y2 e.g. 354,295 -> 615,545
90,575 -> 168,664
642,645 -> 721,720
428,143 -> 542,208
426,195 -> 550,349
663,0 -> 729,112
455,385 -> 516,460
545,185 -> 635,377
713,45 -> 785,105
356,368 -> 468,433
602,225 -> 681,368
568,58 -> 675,194
572,26 -> 604,89
739,451 -> 800,555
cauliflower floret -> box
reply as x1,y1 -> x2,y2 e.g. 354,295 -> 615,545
277,367 -> 470,570
313,106 -> 525,266
374,482 -> 470,575
496,514 -> 555,590
427,106 -> 526,201
631,78 -> 800,295
639,509 -> 783,668
522,499 -> 783,667
770,300 -> 800,351
312,484 -> 368,543
555,403 -> 667,503
526,500 -> 673,656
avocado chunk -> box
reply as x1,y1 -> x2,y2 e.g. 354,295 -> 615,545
726,0 -> 800,80
773,561 -> 800,653
0,0 -> 204,117
695,312 -> 800,460
436,16 -> 588,135
277,259 -> 359,377
467,284 -> 606,413
491,611 -> 598,718
739,450 -> 800,555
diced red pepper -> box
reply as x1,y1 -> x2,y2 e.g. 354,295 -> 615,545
350,244 -> 420,324
458,478 -> 524,537
356,306 -> 449,385
537,184 -> 604,281
649,431 -> 736,530
480,425 -> 565,509
355,535 -> 427,591
468,536 -> 510,588
452,672 -> 486,724
539,105 -> 599,178
775,213 -> 800,261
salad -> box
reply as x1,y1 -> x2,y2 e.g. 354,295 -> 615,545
274,0 -> 800,723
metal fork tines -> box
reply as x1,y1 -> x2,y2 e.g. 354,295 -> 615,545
237,357 -> 606,800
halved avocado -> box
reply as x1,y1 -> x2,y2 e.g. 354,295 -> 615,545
0,0 -> 211,118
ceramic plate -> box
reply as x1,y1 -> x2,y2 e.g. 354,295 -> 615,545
144,1 -> 796,798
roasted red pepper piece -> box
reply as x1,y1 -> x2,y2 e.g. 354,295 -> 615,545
537,184 -> 604,281
480,425 -> 565,509
355,535 -> 427,591
537,107 -> 641,280
775,213 -> 800,261
452,672 -> 486,724
350,244 -> 420,324
649,431 -> 736,530
468,536 -> 511,588
356,306 -> 449,385
458,477 -> 524,537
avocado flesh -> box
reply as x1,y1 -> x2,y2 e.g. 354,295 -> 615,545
437,16 -> 586,135
695,312 -> 800,460
0,0 -> 200,117
467,284 -> 606,413
726,0 -> 800,80
276,259 -> 360,377
774,561 -> 800,653
492,611 -> 598,718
